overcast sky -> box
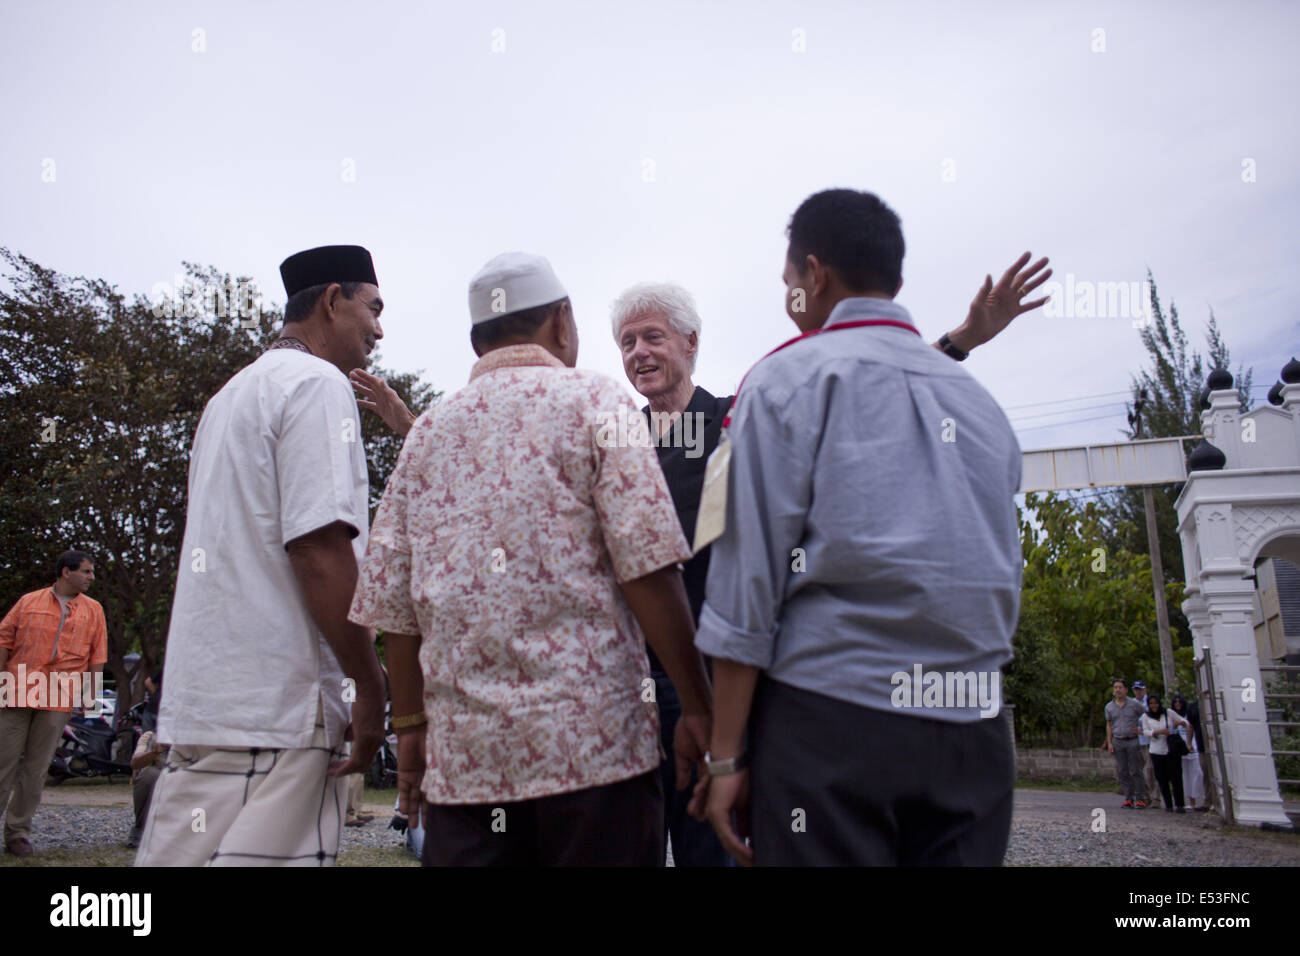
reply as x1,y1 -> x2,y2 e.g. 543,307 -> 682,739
3,0 -> 1297,454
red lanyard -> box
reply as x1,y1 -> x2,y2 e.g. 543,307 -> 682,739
722,319 -> 921,429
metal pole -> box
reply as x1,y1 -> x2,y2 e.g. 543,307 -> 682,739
1200,646 -> 1234,825
1131,391 -> 1176,694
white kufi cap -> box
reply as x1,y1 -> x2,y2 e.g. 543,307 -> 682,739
467,252 -> 569,325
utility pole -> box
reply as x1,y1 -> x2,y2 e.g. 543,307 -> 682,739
1131,390 -> 1176,693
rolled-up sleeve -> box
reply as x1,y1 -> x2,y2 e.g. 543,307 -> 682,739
90,604 -> 108,668
349,420 -> 421,633
695,379 -> 812,669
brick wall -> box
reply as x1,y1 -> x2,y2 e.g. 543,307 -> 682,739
1016,747 -> 1117,780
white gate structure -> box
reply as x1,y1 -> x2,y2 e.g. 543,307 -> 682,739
1018,359 -> 1300,827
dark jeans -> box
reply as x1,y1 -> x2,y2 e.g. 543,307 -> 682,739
1151,751 -> 1185,809
652,669 -> 731,867
750,676 -> 1014,866
420,769 -> 662,866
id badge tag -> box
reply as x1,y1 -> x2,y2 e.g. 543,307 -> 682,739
692,435 -> 732,553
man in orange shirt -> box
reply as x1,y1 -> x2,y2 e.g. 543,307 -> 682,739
0,550 -> 108,857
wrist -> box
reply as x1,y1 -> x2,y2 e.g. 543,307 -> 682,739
709,737 -> 745,760
946,324 -> 977,354
704,751 -> 748,776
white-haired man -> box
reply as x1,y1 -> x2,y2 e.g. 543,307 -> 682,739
612,251 -> 1050,866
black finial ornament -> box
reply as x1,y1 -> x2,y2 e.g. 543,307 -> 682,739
1282,357 -> 1300,385
1188,440 -> 1227,472
1206,367 -> 1234,391
1269,381 -> 1285,405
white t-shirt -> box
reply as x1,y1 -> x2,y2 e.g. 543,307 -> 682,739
157,350 -> 369,749
1139,711 -> 1188,756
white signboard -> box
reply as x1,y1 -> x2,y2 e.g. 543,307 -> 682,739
1020,437 -> 1195,492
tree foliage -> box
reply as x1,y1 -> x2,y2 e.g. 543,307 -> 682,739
1008,493 -> 1192,747
1099,273 -> 1254,650
0,250 -> 437,707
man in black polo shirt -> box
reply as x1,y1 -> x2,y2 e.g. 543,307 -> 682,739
612,282 -> 731,866
610,257 -> 1050,864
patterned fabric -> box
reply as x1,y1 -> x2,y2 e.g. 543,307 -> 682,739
135,705 -> 346,867
350,344 -> 692,805
267,336 -> 313,355
0,589 -> 107,712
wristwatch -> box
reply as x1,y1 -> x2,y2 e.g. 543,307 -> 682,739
704,751 -> 748,776
938,332 -> 968,362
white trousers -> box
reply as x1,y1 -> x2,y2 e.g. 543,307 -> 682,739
135,710 -> 346,867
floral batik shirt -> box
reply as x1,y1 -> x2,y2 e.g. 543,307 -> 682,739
349,344 -> 693,804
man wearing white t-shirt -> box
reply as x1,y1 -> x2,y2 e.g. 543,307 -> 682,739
136,245 -> 387,867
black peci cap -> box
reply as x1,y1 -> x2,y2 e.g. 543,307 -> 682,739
279,245 -> 378,298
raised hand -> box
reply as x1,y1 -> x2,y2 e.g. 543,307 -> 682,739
349,368 -> 415,437
952,251 -> 1052,353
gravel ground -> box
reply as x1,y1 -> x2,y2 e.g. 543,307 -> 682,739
3,779 -> 416,863
1004,789 -> 1300,867
6,781 -> 1297,866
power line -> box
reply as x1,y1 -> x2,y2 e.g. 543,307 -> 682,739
1002,390 -> 1130,413
1008,401 -> 1130,424
1000,382 -> 1273,416
1012,411 -> 1131,433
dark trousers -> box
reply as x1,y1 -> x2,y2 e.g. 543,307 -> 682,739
652,670 -> 730,867
421,769 -> 662,866
750,676 -> 1014,866
132,765 -> 161,831
1150,751 -> 1185,809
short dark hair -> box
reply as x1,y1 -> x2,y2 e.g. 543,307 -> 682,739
470,299 -> 567,353
55,550 -> 94,579
283,281 -> 364,324
786,188 -> 904,296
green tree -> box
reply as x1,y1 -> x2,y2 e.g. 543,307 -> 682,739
1099,273 -> 1253,650
0,250 -> 437,707
1008,493 -> 1192,747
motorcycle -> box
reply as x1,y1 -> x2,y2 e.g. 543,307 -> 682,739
368,721 -> 398,790
48,700 -> 144,784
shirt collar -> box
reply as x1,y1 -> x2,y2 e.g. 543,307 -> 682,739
822,296 -> 916,332
640,385 -> 721,423
50,587 -> 77,604
469,343 -> 565,382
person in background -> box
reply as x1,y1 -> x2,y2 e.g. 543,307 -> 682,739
1140,693 -> 1189,813
1131,679 -> 1158,800
141,668 -> 162,734
0,550 -> 108,858
1170,694 -> 1205,811
127,728 -> 168,848
1105,679 -> 1149,809
345,771 -> 373,827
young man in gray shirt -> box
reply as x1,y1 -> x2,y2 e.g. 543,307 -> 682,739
691,188 -> 1050,866
1105,679 -> 1149,808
